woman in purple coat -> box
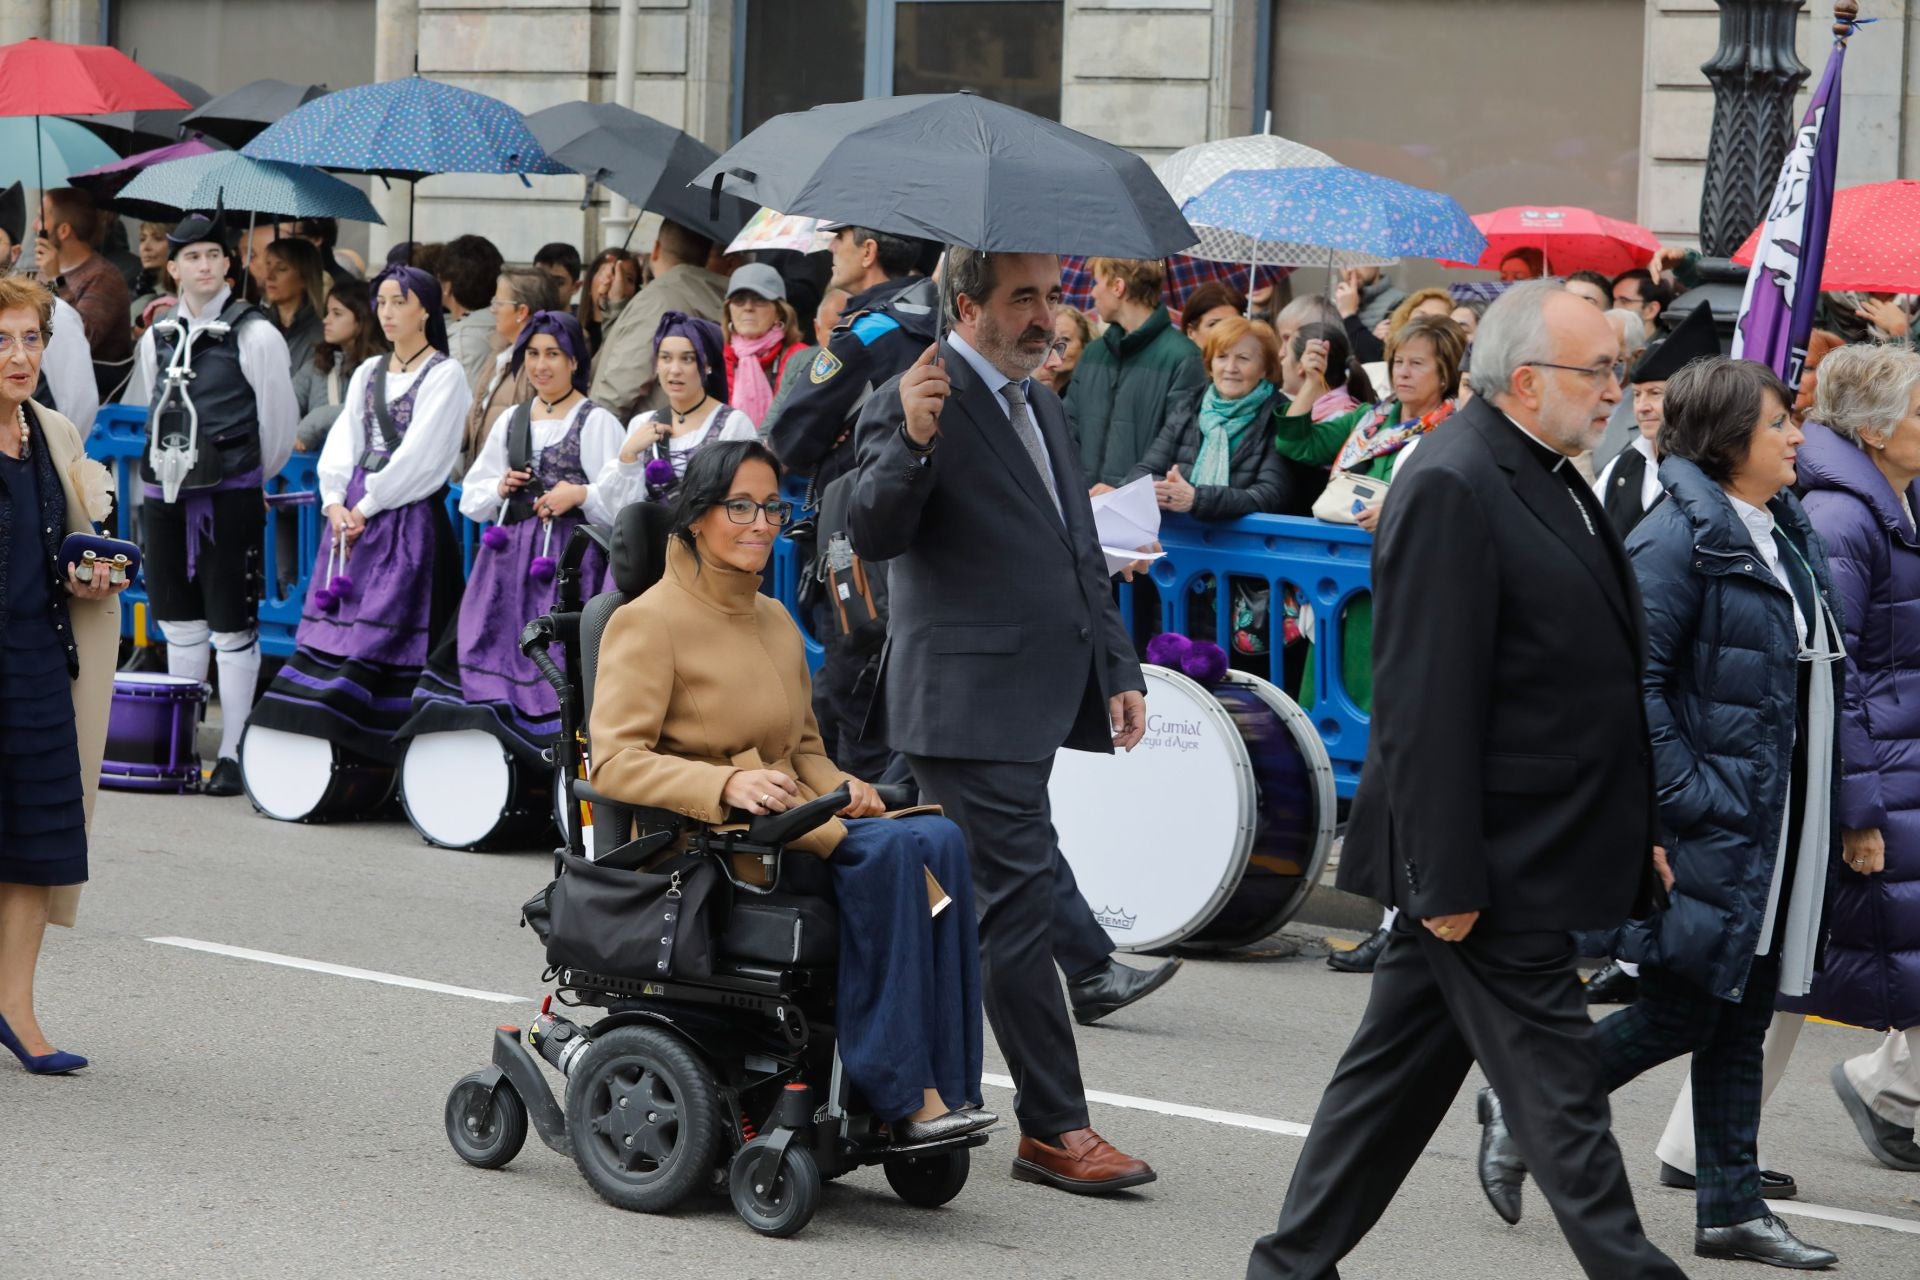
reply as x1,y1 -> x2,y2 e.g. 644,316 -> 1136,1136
1796,342 -> 1920,1174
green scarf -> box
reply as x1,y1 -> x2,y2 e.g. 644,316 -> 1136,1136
1192,380 -> 1275,487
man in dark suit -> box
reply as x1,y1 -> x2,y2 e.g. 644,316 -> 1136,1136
1246,282 -> 1686,1278
849,248 -> 1159,1193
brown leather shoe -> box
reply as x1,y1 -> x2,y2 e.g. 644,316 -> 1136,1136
1011,1128 -> 1157,1194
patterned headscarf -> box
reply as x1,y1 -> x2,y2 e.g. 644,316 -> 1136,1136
509,309 -> 592,397
369,263 -> 449,355
652,309 -> 727,404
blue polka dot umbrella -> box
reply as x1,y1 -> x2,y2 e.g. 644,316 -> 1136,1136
1181,167 -> 1487,270
240,74 -> 566,242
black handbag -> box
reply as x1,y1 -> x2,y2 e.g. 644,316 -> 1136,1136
542,846 -> 725,981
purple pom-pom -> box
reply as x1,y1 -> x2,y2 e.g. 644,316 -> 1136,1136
313,586 -> 338,613
329,573 -> 355,600
480,525 -> 509,551
1181,640 -> 1229,686
644,457 -> 676,490
1144,632 -> 1193,669
528,556 -> 557,584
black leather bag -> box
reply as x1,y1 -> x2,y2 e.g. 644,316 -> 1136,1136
542,847 -> 724,981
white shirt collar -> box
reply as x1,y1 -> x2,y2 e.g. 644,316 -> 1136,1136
1499,409 -> 1569,471
179,286 -> 233,324
1727,491 -> 1777,547
1630,433 -> 1656,464
947,331 -> 1024,413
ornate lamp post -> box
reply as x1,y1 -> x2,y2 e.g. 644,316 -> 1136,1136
1668,0 -> 1858,337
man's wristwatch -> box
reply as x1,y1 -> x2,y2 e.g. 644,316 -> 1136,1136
899,423 -> 937,455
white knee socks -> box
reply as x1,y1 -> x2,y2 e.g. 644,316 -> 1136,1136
158,618 -> 211,686
211,633 -> 261,764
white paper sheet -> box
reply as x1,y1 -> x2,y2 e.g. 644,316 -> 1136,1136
1091,475 -> 1163,577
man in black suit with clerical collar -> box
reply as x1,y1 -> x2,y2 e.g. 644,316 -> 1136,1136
1246,281 -> 1686,1278
849,248 -> 1160,1195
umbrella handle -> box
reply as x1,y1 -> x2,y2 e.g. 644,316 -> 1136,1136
708,168 -> 756,222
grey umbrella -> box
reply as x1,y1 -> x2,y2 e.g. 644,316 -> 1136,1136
181,79 -> 330,150
65,70 -> 208,156
692,91 -> 1196,258
525,100 -> 752,244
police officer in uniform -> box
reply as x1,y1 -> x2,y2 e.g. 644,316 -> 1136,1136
123,208 -> 298,795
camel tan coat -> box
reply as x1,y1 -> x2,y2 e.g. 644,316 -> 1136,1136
589,537 -> 855,859
29,401 -> 121,927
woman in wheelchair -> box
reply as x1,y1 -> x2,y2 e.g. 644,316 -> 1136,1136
588,440 -> 993,1144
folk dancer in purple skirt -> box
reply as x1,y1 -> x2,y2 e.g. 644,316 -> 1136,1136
402,311 -> 624,762
245,265 -> 472,771
602,311 -> 756,505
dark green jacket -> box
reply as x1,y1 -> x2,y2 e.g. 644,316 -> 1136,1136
1064,307 -> 1206,489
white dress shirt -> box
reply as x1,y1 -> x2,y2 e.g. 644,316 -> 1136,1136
946,330 -> 1061,477
42,296 -> 97,432
460,399 -> 627,527
1593,434 -> 1661,513
317,355 -> 473,517
1728,492 -> 1808,642
123,286 -> 298,478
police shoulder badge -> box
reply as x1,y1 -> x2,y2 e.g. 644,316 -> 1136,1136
809,348 -> 844,384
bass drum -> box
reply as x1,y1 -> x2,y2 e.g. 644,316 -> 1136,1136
240,725 -> 396,823
1049,665 -> 1336,953
400,730 -> 558,851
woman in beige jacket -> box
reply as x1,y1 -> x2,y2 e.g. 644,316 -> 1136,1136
0,276 -> 127,1075
589,440 -> 992,1144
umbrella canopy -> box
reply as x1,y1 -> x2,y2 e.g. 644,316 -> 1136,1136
242,75 -> 567,182
0,116 -> 119,189
526,100 -> 750,242
1732,180 -> 1920,295
1443,205 -> 1659,276
66,69 -> 208,155
726,207 -> 836,256
1154,133 -> 1396,272
182,79 -> 330,150
69,137 -> 220,204
0,38 -> 191,117
111,151 -> 383,224
695,92 -> 1195,258
1182,167 -> 1486,265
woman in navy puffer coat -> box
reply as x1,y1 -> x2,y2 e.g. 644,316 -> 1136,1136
1794,343 -> 1920,1173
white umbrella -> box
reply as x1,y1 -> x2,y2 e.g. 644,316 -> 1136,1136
726,207 -> 836,256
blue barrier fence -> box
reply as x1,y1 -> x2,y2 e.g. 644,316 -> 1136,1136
88,407 -> 1369,792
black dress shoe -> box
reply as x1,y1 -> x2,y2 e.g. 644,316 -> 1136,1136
1658,1160 -> 1797,1199
1582,958 -> 1639,1004
895,1109 -> 996,1144
1831,1062 -> 1920,1171
1327,926 -> 1390,973
1695,1214 -> 1836,1269
1476,1086 -> 1527,1225
203,757 -> 243,797
1069,957 -> 1181,1027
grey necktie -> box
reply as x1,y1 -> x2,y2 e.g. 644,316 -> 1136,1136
999,380 -> 1062,519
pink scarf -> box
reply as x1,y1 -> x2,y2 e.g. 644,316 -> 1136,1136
729,329 -> 785,425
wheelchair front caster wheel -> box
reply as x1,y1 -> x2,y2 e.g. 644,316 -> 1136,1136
729,1137 -> 821,1237
445,1072 -> 528,1169
884,1145 -> 970,1207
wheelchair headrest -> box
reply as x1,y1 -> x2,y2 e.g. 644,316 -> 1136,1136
610,501 -> 674,598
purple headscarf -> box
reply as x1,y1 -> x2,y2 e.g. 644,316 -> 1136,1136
370,263 -> 450,355
652,310 -> 727,404
509,310 -> 592,397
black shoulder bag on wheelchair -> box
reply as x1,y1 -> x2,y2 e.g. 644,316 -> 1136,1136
530,841 -> 726,982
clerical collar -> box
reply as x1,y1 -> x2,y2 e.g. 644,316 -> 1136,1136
1501,410 -> 1571,474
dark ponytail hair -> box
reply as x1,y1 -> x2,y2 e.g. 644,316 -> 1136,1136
1294,321 -> 1375,403
667,439 -> 785,562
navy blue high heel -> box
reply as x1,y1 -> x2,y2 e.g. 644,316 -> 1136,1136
0,1012 -> 87,1074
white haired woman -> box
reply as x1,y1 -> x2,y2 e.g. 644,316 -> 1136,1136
0,275 -> 128,1075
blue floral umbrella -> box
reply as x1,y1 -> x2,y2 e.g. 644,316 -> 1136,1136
241,75 -> 566,243
111,151 -> 383,224
1181,166 -> 1487,269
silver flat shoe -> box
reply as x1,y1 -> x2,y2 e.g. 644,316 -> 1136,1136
895,1109 -> 996,1144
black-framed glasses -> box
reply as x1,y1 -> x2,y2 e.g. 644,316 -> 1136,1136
718,498 -> 793,527
1526,360 -> 1623,385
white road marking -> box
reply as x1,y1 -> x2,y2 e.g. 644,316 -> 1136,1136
147,936 -> 534,1005
981,1071 -> 1311,1137
143,935 -> 1920,1238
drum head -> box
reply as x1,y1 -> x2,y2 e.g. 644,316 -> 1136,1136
1050,665 -> 1257,952
113,672 -> 205,693
240,727 -> 340,822
401,731 -> 514,850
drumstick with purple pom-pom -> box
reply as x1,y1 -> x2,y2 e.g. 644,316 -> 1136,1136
529,518 -> 557,584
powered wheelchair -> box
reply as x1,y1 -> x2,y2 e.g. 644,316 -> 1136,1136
442,503 -> 986,1237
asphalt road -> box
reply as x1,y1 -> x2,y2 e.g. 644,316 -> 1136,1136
6,788 -> 1919,1279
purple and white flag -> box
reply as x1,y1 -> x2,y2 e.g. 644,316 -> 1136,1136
1732,30 -> 1853,384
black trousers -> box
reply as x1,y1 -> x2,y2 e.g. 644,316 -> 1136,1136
906,752 -> 1091,1137
1247,921 -> 1685,1280
141,488 -> 265,631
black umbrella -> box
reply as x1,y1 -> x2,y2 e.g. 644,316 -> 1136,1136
181,79 -> 330,150
66,70 -> 208,155
525,100 -> 752,244
693,92 -> 1196,259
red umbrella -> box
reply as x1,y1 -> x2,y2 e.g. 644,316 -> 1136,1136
1733,180 -> 1920,295
1442,205 -> 1659,276
0,38 -> 191,194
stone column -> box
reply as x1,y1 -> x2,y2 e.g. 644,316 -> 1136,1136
49,0 -> 98,43
368,0 -> 420,261
0,0 -> 52,44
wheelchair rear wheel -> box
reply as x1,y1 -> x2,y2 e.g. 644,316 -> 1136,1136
445,1072 -> 529,1170
729,1137 -> 822,1237
884,1146 -> 970,1207
565,1025 -> 723,1212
